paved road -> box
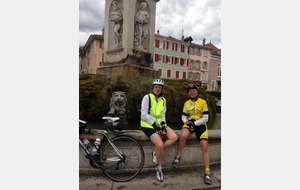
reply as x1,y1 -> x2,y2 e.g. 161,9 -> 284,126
79,166 -> 221,190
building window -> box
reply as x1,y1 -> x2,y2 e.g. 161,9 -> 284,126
175,71 -> 179,78
160,40 -> 163,48
202,72 -> 207,81
197,61 -> 201,69
155,39 -> 160,48
188,72 -> 192,80
211,80 -> 216,91
158,69 -> 162,77
181,45 -> 185,52
194,48 -> 199,55
158,54 -> 162,62
167,70 -> 171,78
190,60 -> 194,69
190,47 -> 194,54
183,59 -> 187,66
180,58 -> 184,66
154,54 -> 159,62
182,71 -> 187,79
202,61 -> 208,70
195,73 -> 200,80
217,63 -> 221,77
193,62 -> 197,69
175,57 -> 179,65
166,56 -> 170,64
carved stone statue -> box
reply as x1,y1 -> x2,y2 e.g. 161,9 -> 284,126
134,2 -> 149,50
108,91 -> 127,115
111,1 -> 123,46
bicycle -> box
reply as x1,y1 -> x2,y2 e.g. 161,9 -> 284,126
79,117 -> 145,182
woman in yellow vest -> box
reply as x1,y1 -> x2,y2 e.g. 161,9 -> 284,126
172,83 -> 212,185
140,79 -> 178,182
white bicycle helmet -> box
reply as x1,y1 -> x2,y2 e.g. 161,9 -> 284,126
152,79 -> 164,87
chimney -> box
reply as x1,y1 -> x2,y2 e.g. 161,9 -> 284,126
202,38 -> 206,46
102,27 -> 104,37
157,30 -> 160,35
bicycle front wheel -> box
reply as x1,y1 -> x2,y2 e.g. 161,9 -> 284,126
100,135 -> 145,182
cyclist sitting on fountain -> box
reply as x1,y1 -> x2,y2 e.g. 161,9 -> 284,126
140,79 -> 178,182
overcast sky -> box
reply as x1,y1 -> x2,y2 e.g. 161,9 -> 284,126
79,0 -> 221,49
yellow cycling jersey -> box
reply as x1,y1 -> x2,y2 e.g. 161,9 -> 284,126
183,98 -> 208,121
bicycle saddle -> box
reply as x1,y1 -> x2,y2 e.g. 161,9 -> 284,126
102,117 -> 120,126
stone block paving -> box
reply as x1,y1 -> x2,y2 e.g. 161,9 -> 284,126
80,165 -> 221,190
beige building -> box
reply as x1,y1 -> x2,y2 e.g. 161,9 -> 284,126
153,31 -> 190,79
153,32 -> 221,91
79,29 -> 221,91
206,42 -> 221,91
79,31 -> 104,74
186,37 -> 212,90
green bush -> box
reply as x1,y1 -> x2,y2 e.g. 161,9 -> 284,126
79,75 -> 216,129
206,91 -> 221,99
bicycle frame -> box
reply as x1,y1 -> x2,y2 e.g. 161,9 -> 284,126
79,119 -> 125,168
80,133 -> 115,165
80,117 -> 145,182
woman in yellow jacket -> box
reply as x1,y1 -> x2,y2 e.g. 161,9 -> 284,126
172,83 -> 212,185
140,79 -> 178,182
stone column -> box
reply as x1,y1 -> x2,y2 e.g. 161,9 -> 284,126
100,0 -> 160,77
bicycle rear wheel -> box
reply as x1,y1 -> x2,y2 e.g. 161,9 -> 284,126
100,135 -> 145,182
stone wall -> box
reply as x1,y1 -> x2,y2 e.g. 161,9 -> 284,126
79,129 -> 221,174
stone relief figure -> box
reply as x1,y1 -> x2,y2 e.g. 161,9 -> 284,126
134,2 -> 149,49
108,91 -> 127,115
111,1 -> 123,46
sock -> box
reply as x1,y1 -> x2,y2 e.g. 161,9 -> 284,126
205,167 -> 210,174
156,165 -> 162,170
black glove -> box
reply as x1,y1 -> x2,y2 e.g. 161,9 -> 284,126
160,121 -> 167,132
152,122 -> 161,131
187,120 -> 196,129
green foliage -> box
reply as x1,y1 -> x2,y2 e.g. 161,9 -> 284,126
206,91 -> 221,99
79,75 -> 217,129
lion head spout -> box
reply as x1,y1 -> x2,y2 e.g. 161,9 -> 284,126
108,91 -> 127,115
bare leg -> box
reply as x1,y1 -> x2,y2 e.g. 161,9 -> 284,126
163,127 -> 178,149
200,140 -> 210,174
150,134 -> 164,166
175,128 -> 191,157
